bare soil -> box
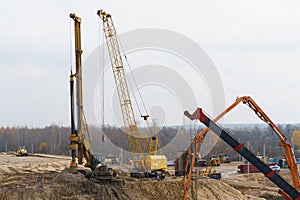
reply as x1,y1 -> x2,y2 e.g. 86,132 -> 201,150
0,153 -> 287,199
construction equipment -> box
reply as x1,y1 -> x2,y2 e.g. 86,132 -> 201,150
195,159 -> 207,167
16,146 -> 28,156
184,108 -> 300,200
241,96 -> 300,190
145,155 -> 168,172
238,163 -> 276,173
182,97 -> 247,199
192,155 -> 221,179
97,10 -> 167,177
182,96 -> 300,200
198,163 -> 221,179
219,154 -> 231,163
68,13 -> 114,180
207,155 -> 221,166
103,157 -> 121,166
90,163 -> 115,182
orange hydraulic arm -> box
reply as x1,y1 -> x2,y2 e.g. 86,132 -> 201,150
242,96 -> 300,191
182,96 -> 300,199
182,97 -> 245,200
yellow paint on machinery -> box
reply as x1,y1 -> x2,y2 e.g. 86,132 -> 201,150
145,155 -> 167,172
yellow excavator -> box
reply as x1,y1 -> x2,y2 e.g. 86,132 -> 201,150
206,155 -> 221,166
16,146 -> 28,156
198,163 -> 221,179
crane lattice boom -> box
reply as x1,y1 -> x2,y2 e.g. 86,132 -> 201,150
97,10 -> 146,154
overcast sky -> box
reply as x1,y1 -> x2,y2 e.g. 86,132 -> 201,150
1,1 -> 300,127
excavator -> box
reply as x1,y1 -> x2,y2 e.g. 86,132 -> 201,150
68,13 -> 114,181
182,96 -> 300,200
97,10 -> 167,178
16,146 -> 28,156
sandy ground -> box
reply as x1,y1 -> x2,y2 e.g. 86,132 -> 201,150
0,153 -> 289,199
217,162 -> 289,198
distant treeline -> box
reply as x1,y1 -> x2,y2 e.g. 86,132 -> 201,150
0,125 -> 69,155
0,124 -> 300,161
0,125 -> 179,158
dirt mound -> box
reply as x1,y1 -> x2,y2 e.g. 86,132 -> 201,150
50,175 -> 264,200
0,155 -> 287,199
56,167 -> 257,200
123,178 -> 248,200
0,168 -> 260,200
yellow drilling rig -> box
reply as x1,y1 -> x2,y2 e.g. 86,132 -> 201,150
68,13 -> 115,181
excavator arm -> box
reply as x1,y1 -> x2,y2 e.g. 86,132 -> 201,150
241,96 -> 300,190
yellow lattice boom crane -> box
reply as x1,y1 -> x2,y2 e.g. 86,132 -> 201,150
97,10 -> 167,176
97,10 -> 145,155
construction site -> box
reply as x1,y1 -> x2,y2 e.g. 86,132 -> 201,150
2,2 -> 300,200
0,151 -> 296,200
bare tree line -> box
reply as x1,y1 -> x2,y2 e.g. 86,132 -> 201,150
0,124 -> 299,161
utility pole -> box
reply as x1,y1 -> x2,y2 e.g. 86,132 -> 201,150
247,140 -> 250,174
263,143 -> 266,188
120,147 -> 123,162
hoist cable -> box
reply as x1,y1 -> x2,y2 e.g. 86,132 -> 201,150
118,37 -> 151,122
98,19 -> 105,127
